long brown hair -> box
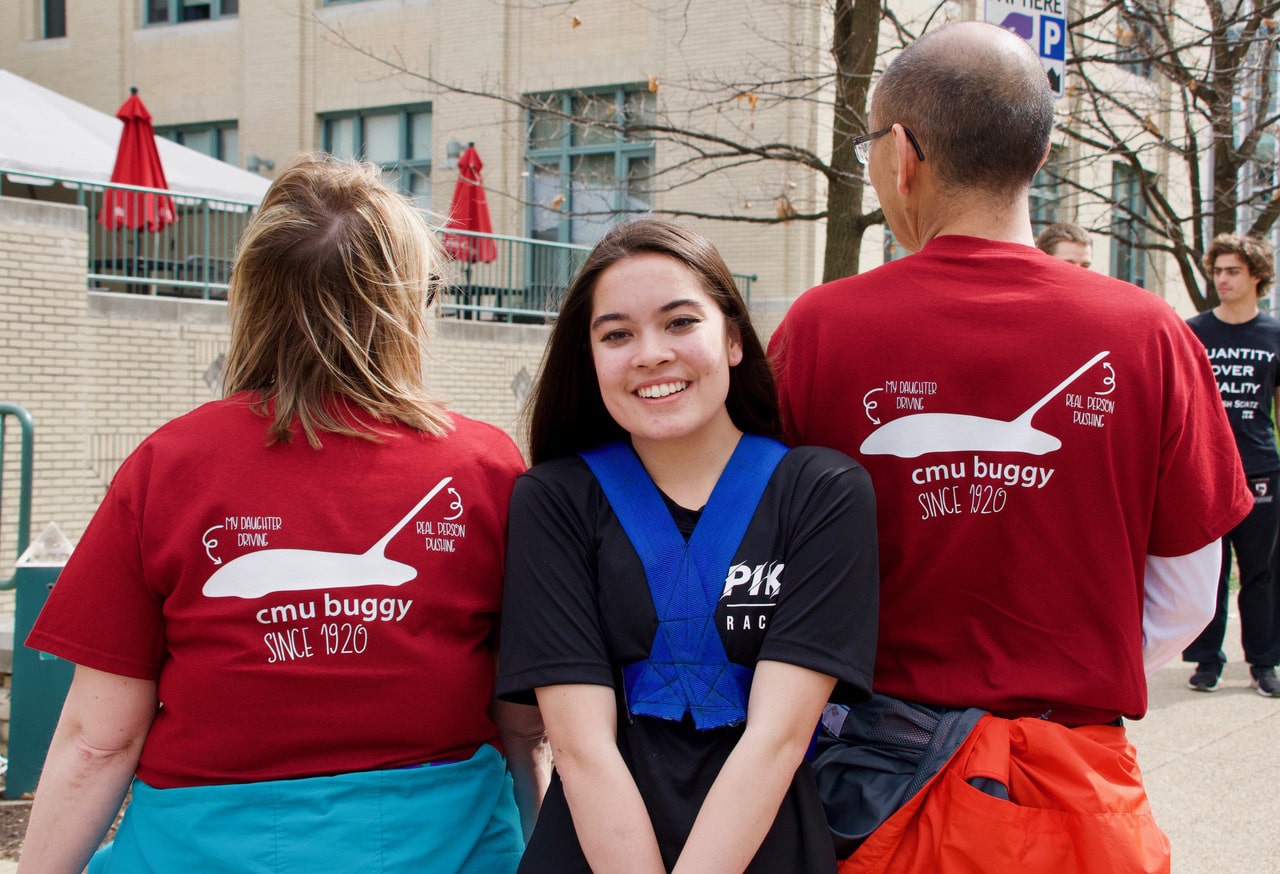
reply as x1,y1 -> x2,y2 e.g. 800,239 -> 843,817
222,153 -> 449,447
527,219 -> 781,464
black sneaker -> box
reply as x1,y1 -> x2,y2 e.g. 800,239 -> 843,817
1187,664 -> 1221,691
1250,667 -> 1280,698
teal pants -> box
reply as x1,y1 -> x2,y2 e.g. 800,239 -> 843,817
89,744 -> 523,873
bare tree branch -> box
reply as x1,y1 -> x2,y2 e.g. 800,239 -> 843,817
1066,0 -> 1280,310
315,1 -> 891,280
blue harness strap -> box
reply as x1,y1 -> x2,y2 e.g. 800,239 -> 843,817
581,434 -> 788,730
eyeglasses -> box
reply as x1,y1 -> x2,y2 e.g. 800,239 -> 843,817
851,125 -> 926,165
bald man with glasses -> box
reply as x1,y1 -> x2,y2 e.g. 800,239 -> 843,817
770,21 -> 1249,874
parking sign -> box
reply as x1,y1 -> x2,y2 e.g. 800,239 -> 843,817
985,0 -> 1068,97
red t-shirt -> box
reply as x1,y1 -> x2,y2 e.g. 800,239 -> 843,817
769,236 -> 1252,725
28,395 -> 525,788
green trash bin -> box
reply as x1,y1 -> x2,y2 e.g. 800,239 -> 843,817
5,523 -> 74,798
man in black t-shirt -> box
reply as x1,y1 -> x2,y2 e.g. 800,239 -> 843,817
1183,232 -> 1280,697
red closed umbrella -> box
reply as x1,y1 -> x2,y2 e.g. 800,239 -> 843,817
441,144 -> 497,263
97,87 -> 177,232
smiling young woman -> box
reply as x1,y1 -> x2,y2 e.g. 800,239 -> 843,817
588,251 -> 744,505
497,219 -> 880,873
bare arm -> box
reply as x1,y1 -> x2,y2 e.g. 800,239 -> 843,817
534,684 -> 665,874
18,666 -> 158,874
493,697 -> 551,841
672,660 -> 835,874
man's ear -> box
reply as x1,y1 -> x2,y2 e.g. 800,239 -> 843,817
1036,141 -> 1052,173
893,124 -> 920,197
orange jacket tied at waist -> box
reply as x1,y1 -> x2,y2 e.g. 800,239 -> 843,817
837,714 -> 1171,874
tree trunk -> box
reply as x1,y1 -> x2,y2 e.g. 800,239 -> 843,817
1205,29 -> 1242,309
822,0 -> 880,283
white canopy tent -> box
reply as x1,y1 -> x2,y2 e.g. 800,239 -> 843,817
0,70 -> 270,203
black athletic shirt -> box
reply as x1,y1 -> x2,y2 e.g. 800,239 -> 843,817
497,445 -> 878,873
1188,310 -> 1280,475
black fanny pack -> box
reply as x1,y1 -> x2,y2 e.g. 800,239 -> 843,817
812,694 -> 986,859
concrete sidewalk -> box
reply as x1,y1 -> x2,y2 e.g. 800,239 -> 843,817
1126,611 -> 1279,874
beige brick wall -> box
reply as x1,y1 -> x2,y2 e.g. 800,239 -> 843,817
0,196 -> 237,622
1,197 -> 91,621
0,195 -> 550,632
429,320 -> 548,437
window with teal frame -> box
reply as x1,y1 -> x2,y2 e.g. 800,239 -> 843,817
144,0 -> 237,24
157,121 -> 239,166
525,86 -> 656,246
43,0 -> 66,37
320,104 -> 432,207
1110,162 -> 1147,288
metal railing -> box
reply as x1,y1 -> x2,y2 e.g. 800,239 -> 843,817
438,229 -> 590,322
438,228 -> 755,324
0,403 -> 34,590
3,169 -> 756,319
3,169 -> 257,301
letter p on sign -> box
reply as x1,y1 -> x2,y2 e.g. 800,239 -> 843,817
1040,16 -> 1066,61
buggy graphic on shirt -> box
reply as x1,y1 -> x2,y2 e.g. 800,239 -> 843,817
203,476 -> 453,599
860,351 -> 1109,458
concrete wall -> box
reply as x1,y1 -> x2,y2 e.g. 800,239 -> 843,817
1,196 -> 95,620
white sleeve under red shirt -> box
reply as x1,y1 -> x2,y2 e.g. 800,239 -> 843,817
769,235 -> 1252,725
1142,544 -> 1221,673
27,395 -> 526,788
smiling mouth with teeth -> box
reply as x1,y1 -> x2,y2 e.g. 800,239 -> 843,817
637,381 -> 689,399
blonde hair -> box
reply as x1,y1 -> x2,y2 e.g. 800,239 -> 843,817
1035,222 -> 1091,255
222,153 -> 450,447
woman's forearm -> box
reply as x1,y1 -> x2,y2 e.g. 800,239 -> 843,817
672,661 -> 836,874
671,724 -> 808,873
535,683 -> 665,874
493,699 -> 552,841
555,744 -> 666,874
19,668 -> 157,874
19,728 -> 142,873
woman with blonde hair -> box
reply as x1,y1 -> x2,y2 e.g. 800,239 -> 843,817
20,154 -> 544,873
